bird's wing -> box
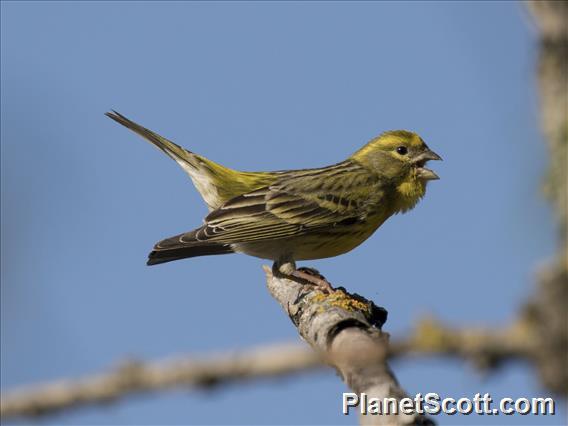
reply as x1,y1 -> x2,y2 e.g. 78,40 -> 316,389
183,165 -> 382,245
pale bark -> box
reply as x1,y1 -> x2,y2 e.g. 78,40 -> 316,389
265,265 -> 433,426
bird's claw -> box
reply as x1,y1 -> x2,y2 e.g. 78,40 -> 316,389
292,267 -> 335,294
297,266 -> 324,279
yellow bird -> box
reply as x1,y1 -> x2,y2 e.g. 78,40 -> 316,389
106,111 -> 441,291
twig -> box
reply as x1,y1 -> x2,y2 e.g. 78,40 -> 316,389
0,343 -> 322,419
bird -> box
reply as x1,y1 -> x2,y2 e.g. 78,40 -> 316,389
106,111 -> 441,292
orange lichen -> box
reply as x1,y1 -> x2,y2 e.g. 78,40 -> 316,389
310,289 -> 369,313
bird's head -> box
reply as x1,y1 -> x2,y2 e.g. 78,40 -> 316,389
351,130 -> 442,182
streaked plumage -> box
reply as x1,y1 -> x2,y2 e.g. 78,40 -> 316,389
106,111 -> 441,289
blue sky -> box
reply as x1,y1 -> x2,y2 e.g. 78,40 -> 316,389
1,1 -> 564,425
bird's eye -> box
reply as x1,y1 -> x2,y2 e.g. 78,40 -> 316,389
396,146 -> 408,155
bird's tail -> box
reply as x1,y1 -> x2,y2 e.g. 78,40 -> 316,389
147,229 -> 234,266
106,110 -> 254,210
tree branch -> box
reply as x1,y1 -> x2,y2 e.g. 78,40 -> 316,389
0,304 -> 543,421
0,342 -> 322,419
264,265 -> 433,426
524,0 -> 568,395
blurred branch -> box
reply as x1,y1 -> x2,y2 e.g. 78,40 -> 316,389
0,299 -> 548,421
526,0 -> 567,238
0,343 -> 322,419
524,0 -> 568,395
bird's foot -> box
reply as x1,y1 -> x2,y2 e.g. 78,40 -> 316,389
292,267 -> 335,294
273,261 -> 335,294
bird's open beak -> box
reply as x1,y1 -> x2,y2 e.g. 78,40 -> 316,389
413,149 -> 442,180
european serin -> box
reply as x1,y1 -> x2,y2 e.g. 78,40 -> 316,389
106,111 -> 441,291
